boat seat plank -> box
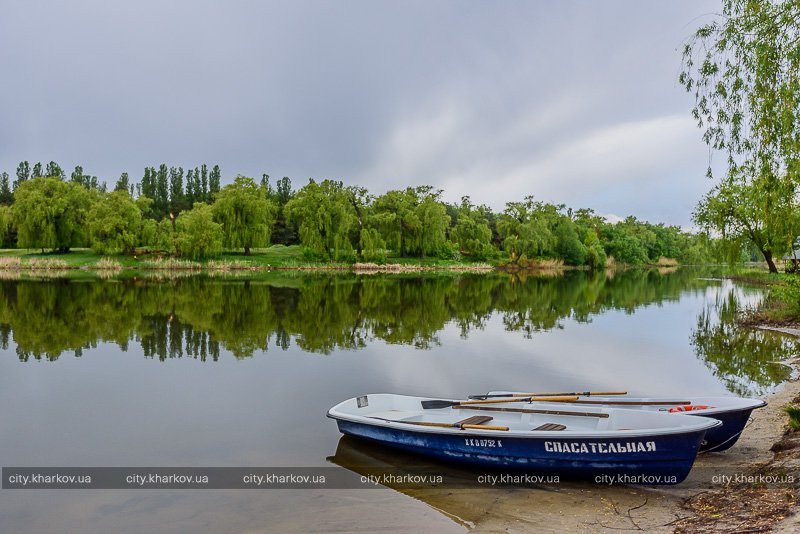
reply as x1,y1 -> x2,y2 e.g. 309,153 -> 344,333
532,423 -> 567,431
455,415 -> 493,426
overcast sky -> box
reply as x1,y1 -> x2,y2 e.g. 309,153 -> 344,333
0,0 -> 721,227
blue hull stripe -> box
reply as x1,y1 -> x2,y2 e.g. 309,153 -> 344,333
335,419 -> 706,484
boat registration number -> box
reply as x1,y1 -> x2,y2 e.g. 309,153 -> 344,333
464,438 -> 503,448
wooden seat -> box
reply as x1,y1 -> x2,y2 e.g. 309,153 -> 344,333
455,415 -> 494,428
532,423 -> 567,431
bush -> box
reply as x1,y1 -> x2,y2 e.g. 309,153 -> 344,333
772,276 -> 800,315
301,247 -> 328,262
437,241 -> 460,260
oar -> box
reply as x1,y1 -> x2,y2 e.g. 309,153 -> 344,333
369,416 -> 508,431
469,390 -> 627,400
538,399 -> 692,406
452,405 -> 610,418
420,395 -> 579,410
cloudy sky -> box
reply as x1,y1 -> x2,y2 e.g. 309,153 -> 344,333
0,0 -> 721,227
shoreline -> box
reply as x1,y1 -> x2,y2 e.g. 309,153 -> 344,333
0,247 -> 685,275
394,328 -> 800,533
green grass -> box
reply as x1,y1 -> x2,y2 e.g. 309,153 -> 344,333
217,245 -> 316,267
0,248 -> 142,268
0,245 -> 496,273
785,406 -> 800,431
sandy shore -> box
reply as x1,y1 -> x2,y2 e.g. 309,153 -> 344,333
392,354 -> 800,533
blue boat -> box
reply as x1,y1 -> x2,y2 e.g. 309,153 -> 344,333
327,394 -> 720,484
475,391 -> 767,452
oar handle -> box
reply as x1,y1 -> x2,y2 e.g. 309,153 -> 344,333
509,391 -> 628,397
408,421 -> 509,431
541,399 -> 692,406
462,424 -> 508,431
461,395 -> 579,405
454,405 -> 609,418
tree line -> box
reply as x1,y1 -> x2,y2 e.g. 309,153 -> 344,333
0,160 -> 710,265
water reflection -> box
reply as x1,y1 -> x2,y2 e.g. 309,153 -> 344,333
690,284 -> 796,396
327,436 -> 657,531
0,270 -> 703,359
0,270 -> 797,395
328,436 -> 489,529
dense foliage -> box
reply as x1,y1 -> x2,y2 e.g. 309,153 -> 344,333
12,177 -> 94,252
87,191 -> 141,255
174,203 -> 223,260
682,0 -> 800,272
212,176 -> 276,255
0,160 -> 711,264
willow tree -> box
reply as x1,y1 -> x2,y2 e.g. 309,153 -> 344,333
694,166 -> 798,272
284,179 -> 357,261
212,175 -> 277,255
450,196 -> 495,260
175,203 -> 223,260
344,185 -> 387,261
497,197 -> 556,262
0,205 -> 12,247
681,0 -> 800,272
12,177 -> 95,252
371,188 -> 419,257
406,187 -> 449,257
372,186 -> 450,258
87,190 -> 142,255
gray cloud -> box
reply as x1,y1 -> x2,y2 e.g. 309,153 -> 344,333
0,0 -> 719,226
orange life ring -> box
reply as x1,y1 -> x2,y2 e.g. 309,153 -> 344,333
668,405 -> 714,413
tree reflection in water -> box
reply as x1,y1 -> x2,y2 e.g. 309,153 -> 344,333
0,270 -> 795,395
690,283 -> 797,396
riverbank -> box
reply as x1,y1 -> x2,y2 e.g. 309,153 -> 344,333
671,361 -> 800,533
0,247 -> 684,275
0,246 -> 496,273
404,358 -> 800,533
464,271 -> 800,532
725,268 -> 800,325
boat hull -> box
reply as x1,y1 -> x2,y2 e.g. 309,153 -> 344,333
481,392 -> 767,453
697,406 -> 762,452
334,418 -> 708,484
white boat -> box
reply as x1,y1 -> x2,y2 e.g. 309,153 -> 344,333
470,391 -> 766,452
328,393 -> 721,484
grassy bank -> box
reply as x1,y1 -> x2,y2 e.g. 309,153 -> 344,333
0,246 -> 692,275
722,267 -> 800,324
0,246 -> 495,273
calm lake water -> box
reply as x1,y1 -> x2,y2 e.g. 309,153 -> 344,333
1,268 -> 798,533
